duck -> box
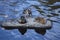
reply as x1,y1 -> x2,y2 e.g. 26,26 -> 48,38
35,17 -> 46,24
23,8 -> 32,17
18,16 -> 27,24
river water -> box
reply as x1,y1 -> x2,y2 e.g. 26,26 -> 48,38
0,0 -> 60,40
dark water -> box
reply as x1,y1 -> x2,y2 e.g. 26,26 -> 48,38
0,0 -> 60,40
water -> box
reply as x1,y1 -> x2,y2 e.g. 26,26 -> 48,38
0,0 -> 60,40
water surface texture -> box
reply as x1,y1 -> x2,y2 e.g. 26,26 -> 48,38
0,0 -> 60,40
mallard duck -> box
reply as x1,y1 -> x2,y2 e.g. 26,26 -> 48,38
18,16 -> 27,24
35,17 -> 46,24
23,9 -> 32,17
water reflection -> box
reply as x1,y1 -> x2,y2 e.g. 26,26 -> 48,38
0,0 -> 60,40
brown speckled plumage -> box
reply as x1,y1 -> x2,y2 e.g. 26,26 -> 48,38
35,17 -> 46,24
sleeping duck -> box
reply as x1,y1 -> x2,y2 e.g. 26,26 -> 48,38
35,17 -> 46,24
